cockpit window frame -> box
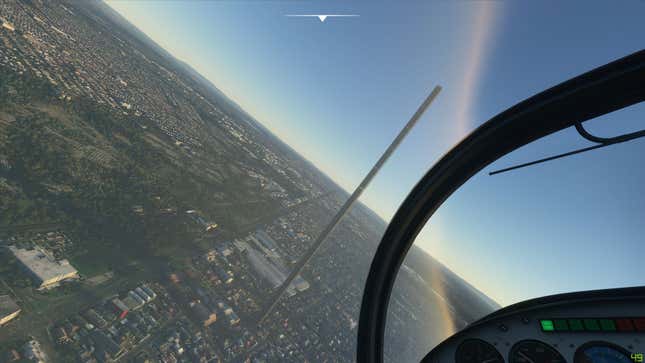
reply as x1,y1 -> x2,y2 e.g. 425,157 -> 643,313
357,50 -> 645,363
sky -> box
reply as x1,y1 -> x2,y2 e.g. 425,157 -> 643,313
105,1 -> 645,307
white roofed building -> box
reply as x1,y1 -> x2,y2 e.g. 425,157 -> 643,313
8,246 -> 79,290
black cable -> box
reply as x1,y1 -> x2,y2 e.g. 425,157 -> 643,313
490,121 -> 645,175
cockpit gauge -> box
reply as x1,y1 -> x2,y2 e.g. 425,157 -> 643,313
509,340 -> 565,363
574,342 -> 633,363
455,339 -> 505,363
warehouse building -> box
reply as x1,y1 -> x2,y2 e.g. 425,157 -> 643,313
8,246 -> 79,289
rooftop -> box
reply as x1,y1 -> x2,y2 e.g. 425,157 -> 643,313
8,246 -> 78,286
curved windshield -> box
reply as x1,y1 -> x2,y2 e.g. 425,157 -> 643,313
385,101 -> 645,362
0,0 -> 643,362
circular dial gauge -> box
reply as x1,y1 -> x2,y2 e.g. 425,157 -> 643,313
574,342 -> 632,363
456,339 -> 504,363
509,340 -> 565,363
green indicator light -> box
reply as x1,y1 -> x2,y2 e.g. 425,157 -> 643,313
584,319 -> 600,331
554,319 -> 569,331
599,319 -> 616,331
568,319 -> 585,331
541,320 -> 555,331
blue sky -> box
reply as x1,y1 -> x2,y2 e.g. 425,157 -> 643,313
107,0 -> 645,305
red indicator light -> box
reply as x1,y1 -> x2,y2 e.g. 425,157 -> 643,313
615,319 -> 634,332
633,318 -> 645,331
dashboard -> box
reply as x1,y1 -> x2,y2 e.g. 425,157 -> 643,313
421,287 -> 645,363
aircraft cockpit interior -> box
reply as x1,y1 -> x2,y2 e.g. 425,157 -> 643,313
0,2 -> 643,363
358,50 -> 645,363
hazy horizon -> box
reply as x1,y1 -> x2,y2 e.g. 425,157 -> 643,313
104,0 -> 645,306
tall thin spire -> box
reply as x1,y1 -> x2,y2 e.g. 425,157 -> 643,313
258,86 -> 442,325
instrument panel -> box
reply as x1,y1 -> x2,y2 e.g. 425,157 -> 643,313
421,288 -> 645,363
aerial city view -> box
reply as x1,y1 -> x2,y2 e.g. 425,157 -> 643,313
0,1 -> 499,362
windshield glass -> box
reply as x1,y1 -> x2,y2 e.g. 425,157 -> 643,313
385,101 -> 645,363
0,1 -> 643,362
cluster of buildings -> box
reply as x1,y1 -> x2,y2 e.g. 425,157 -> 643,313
152,319 -> 220,363
111,284 -> 157,319
179,201 -> 368,362
51,282 -> 177,362
187,297 -> 241,330
3,339 -> 48,363
190,300 -> 217,328
235,198 -> 382,362
264,209 -> 324,264
236,229 -> 310,295
160,193 -> 380,362
0,1 -> 209,148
